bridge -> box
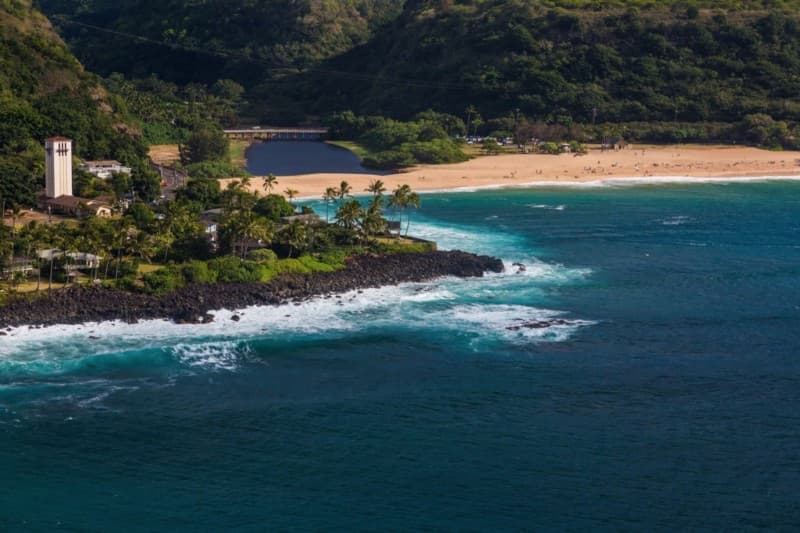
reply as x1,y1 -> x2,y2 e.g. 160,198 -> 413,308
223,127 -> 328,142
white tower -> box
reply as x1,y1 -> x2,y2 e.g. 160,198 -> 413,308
45,136 -> 73,198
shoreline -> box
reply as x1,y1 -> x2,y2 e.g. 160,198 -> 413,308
0,251 -> 504,331
223,145 -> 800,199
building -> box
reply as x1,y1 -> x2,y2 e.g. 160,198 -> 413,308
280,214 -> 320,224
37,250 -> 103,270
80,160 -> 132,179
45,137 -> 72,198
43,195 -> 112,218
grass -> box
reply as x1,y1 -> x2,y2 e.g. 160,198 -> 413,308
325,140 -> 372,160
228,140 -> 250,168
372,237 -> 437,254
137,263 -> 162,275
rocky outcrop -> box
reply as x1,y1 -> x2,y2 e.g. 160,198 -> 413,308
0,251 -> 504,329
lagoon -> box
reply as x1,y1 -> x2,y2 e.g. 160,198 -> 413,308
245,140 -> 385,176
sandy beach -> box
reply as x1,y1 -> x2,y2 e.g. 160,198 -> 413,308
220,145 -> 800,199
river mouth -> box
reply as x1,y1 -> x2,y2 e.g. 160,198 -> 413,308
245,140 -> 391,175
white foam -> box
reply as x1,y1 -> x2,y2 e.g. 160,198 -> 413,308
495,258 -> 591,284
409,220 -> 523,255
661,215 -> 694,226
528,204 -> 567,211
441,304 -> 594,344
171,341 -> 247,371
0,233 -> 595,373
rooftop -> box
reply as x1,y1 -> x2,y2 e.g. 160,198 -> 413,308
82,160 -> 123,167
44,195 -> 110,209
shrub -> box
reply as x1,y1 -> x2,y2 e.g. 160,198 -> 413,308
142,266 -> 185,294
207,257 -> 270,282
362,150 -> 416,169
248,249 -> 278,263
538,141 -> 561,154
181,260 -> 216,283
254,194 -> 295,221
373,239 -> 436,255
186,160 -> 249,180
404,138 -> 469,164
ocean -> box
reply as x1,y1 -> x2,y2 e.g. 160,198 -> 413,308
1,181 -> 800,531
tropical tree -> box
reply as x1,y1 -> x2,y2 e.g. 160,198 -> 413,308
389,184 -> 421,236
276,220 -> 308,258
337,180 -> 352,203
284,188 -> 299,202
26,221 -> 49,291
322,186 -> 338,222
242,216 -> 274,259
335,199 -> 363,232
263,173 -> 278,194
365,179 -> 386,198
360,202 -> 387,243
465,105 -> 478,138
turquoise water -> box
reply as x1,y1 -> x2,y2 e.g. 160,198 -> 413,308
2,181 -> 800,530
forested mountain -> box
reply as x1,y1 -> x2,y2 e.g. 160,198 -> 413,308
31,0 -> 800,145
37,0 -> 404,85
0,0 -> 154,206
302,0 -> 800,124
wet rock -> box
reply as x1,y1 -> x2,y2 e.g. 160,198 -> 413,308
0,250 -> 504,329
506,319 -> 571,331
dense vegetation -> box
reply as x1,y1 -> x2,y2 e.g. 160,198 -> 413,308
326,110 -> 469,168
37,0 -> 800,146
1,167 -> 424,300
0,0 -> 161,207
298,0 -> 800,146
37,0 -> 404,123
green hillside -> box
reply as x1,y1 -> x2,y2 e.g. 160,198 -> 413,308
36,0 -> 403,84
34,0 -> 800,145
0,0 -> 154,207
299,1 -> 800,124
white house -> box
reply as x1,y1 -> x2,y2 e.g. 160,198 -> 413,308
80,160 -> 132,179
37,249 -> 103,269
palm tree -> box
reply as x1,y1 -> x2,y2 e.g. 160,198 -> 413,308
277,220 -> 308,258
240,215 -> 274,259
322,186 -> 338,223
365,179 -> 386,198
239,174 -> 253,193
338,180 -> 352,202
360,202 -> 387,243
335,199 -> 363,232
263,173 -> 278,195
389,184 -> 421,237
465,105 -> 478,138
403,190 -> 420,236
387,186 -> 404,236
284,188 -> 299,202
45,223 -> 67,292
113,219 -> 132,283
28,222 -> 48,291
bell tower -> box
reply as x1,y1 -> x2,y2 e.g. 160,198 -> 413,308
45,137 -> 73,198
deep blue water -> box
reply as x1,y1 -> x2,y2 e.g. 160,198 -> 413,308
246,141 -> 386,176
2,181 -> 800,531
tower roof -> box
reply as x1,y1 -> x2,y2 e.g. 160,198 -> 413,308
45,136 -> 72,142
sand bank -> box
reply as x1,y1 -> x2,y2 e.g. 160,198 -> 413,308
221,145 -> 800,199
